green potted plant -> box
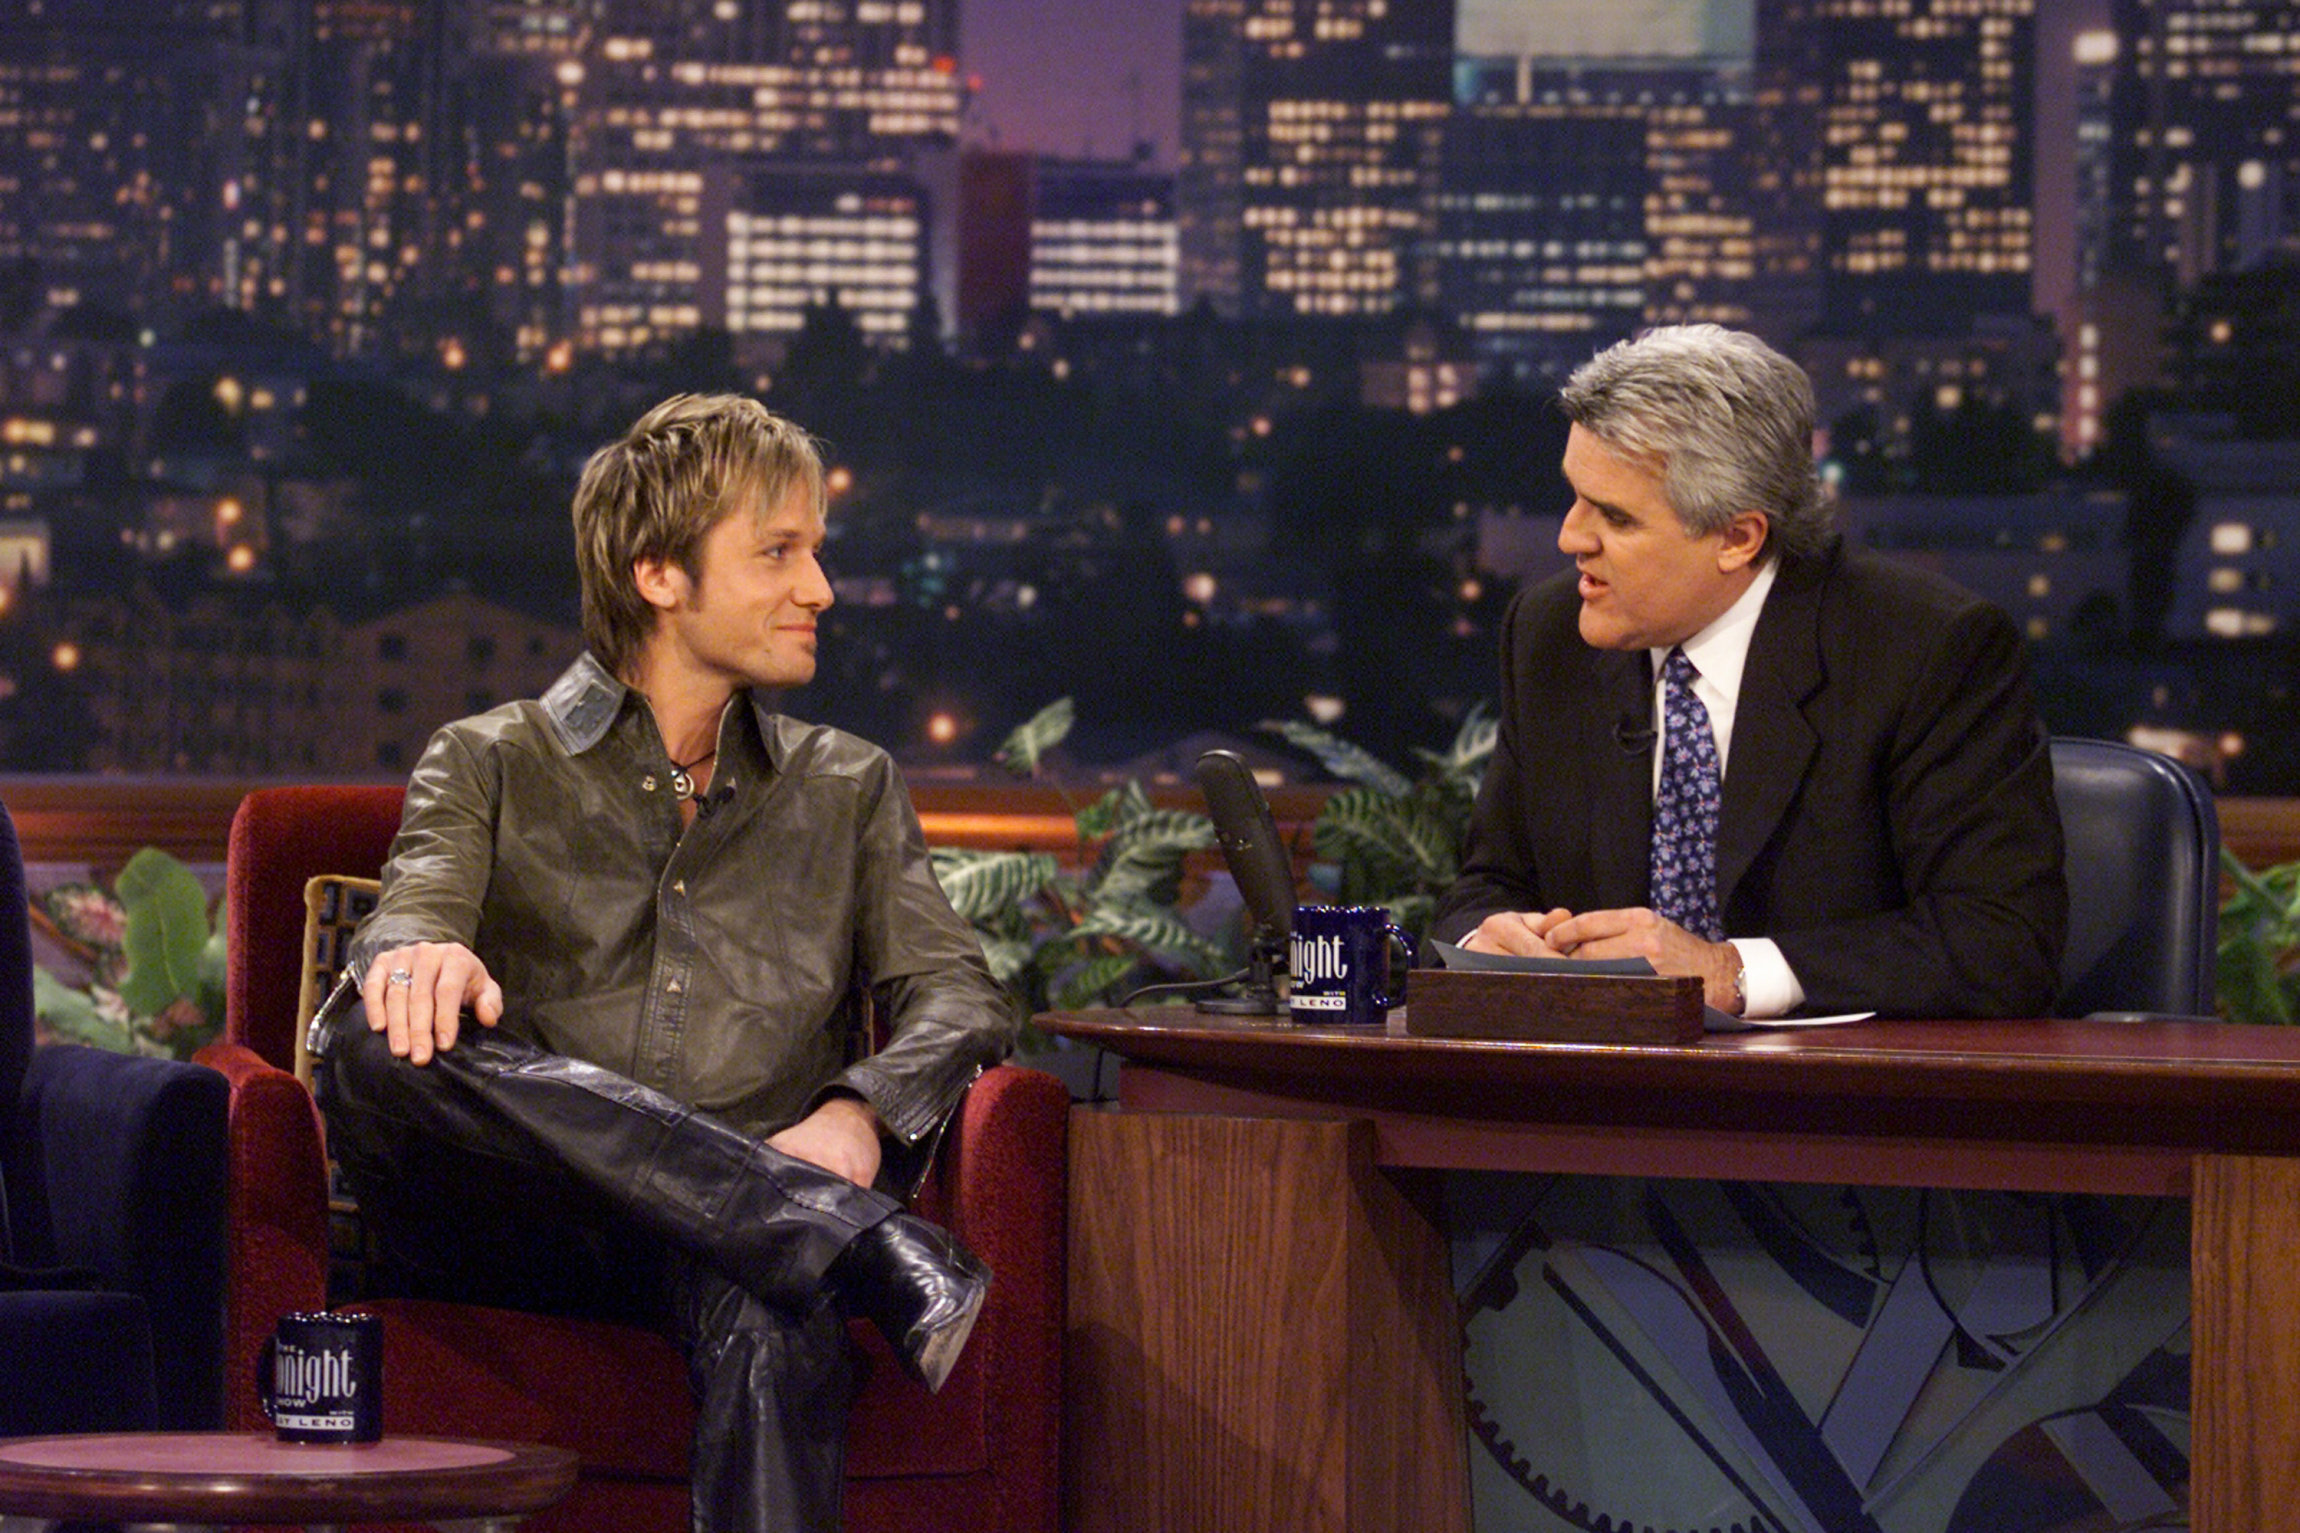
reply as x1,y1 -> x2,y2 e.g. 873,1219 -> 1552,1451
2219,846 -> 2300,1025
1261,705 -> 1495,942
931,699 -> 1231,1028
30,847 -> 224,1059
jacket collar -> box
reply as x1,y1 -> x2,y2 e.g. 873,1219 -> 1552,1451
537,652 -> 787,780
539,652 -> 628,755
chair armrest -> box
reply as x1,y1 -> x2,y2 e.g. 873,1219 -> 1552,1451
936,1062 -> 1068,1504
939,1063 -> 1068,1273
14,1045 -> 229,1428
193,1040 -> 333,1431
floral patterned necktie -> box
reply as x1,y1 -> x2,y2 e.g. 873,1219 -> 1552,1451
1649,647 -> 1724,941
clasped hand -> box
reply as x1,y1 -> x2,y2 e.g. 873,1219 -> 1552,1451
1460,907 -> 1741,1012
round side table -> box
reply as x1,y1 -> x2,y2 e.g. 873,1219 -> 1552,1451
0,1431 -> 580,1533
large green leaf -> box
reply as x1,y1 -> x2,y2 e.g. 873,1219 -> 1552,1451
32,967 -> 134,1052
114,848 -> 215,1017
2218,848 -> 2300,1024
1260,720 -> 1414,797
1315,787 -> 1448,880
1092,811 -> 1216,906
1069,905 -> 1225,970
1413,706 -> 1498,791
930,848 -> 1058,922
1075,779 -> 1156,842
975,935 -> 1038,986
992,698 -> 1074,778
2219,931 -> 2297,1026
1052,952 -> 1141,1011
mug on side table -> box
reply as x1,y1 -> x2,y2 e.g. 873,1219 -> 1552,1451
256,1309 -> 384,1444
1289,904 -> 1416,1026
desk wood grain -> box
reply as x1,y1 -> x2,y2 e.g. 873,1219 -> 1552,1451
1045,1009 -> 2300,1533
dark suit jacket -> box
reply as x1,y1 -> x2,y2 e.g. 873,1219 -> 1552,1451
1430,538 -> 2068,1017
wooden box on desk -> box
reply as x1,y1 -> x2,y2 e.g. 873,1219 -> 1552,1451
1403,966 -> 1704,1043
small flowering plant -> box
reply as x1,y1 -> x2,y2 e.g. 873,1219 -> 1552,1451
31,847 -> 224,1060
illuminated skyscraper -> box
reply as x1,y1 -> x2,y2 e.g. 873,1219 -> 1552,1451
468,0 -> 595,56
2062,25 -> 2165,461
225,0 -> 460,358
706,163 -> 925,344
0,6 -> 252,325
1642,83 -> 1765,331
1438,56 -> 1781,381
1438,9 -> 1799,377
1758,0 -> 2036,333
1031,155 -> 1179,320
566,0 -> 960,356
1177,0 -> 1453,319
1433,63 -> 1649,382
2073,26 -> 2118,298
434,2 -> 592,366
1177,0 -> 1245,313
2110,0 -> 2300,284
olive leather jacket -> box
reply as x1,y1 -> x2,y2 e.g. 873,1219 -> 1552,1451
348,654 -> 1016,1183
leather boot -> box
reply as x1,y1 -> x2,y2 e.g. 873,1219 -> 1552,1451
319,1012 -> 992,1387
424,1031 -> 902,1309
826,1212 -> 990,1393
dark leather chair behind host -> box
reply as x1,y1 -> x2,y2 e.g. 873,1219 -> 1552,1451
0,799 -> 229,1436
2049,737 -> 2220,1019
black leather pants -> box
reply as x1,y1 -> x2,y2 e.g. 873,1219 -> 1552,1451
314,1013 -> 894,1533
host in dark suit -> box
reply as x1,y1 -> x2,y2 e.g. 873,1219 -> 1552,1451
1430,325 -> 2066,1018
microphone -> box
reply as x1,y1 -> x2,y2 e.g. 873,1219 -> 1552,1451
1192,749 -> 1295,1015
1195,750 -> 1295,947
1614,713 -> 1656,754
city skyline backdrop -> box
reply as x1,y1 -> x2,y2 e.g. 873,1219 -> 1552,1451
0,0 -> 2295,788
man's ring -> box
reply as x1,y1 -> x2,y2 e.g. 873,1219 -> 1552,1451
388,968 -> 414,987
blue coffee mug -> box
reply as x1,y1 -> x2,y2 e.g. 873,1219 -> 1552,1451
1289,905 -> 1416,1026
256,1309 -> 384,1444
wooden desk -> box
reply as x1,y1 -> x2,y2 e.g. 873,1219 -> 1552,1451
0,1432 -> 579,1531
1043,1009 -> 2300,1533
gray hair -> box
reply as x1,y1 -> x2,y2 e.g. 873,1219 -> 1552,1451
1559,324 -> 1831,563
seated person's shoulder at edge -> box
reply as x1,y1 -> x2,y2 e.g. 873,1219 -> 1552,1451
1828,542 -> 2009,630
757,711 -> 900,787
415,696 -> 556,764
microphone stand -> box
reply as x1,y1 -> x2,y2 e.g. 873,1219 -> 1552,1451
1193,934 -> 1284,1016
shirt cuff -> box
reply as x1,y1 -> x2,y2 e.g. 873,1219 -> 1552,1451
1729,938 -> 1804,1020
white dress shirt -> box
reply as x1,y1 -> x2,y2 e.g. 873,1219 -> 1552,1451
1647,560 -> 1806,1018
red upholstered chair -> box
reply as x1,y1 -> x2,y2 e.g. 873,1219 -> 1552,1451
197,784 -> 1066,1533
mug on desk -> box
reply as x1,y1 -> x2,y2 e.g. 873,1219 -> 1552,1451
256,1309 -> 383,1444
1289,905 -> 1416,1025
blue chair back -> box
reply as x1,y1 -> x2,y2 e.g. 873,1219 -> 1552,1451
0,799 -> 230,1432
0,804 -> 29,1256
2050,737 -> 2219,1018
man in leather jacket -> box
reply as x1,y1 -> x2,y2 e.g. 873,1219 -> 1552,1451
310,394 -> 1016,1533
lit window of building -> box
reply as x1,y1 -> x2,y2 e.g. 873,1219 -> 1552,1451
718,171 -> 925,342
1030,157 -> 1181,319
2212,521 -> 2255,555
1179,0 -> 1450,317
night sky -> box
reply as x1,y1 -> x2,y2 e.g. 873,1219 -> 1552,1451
961,0 -> 1186,162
